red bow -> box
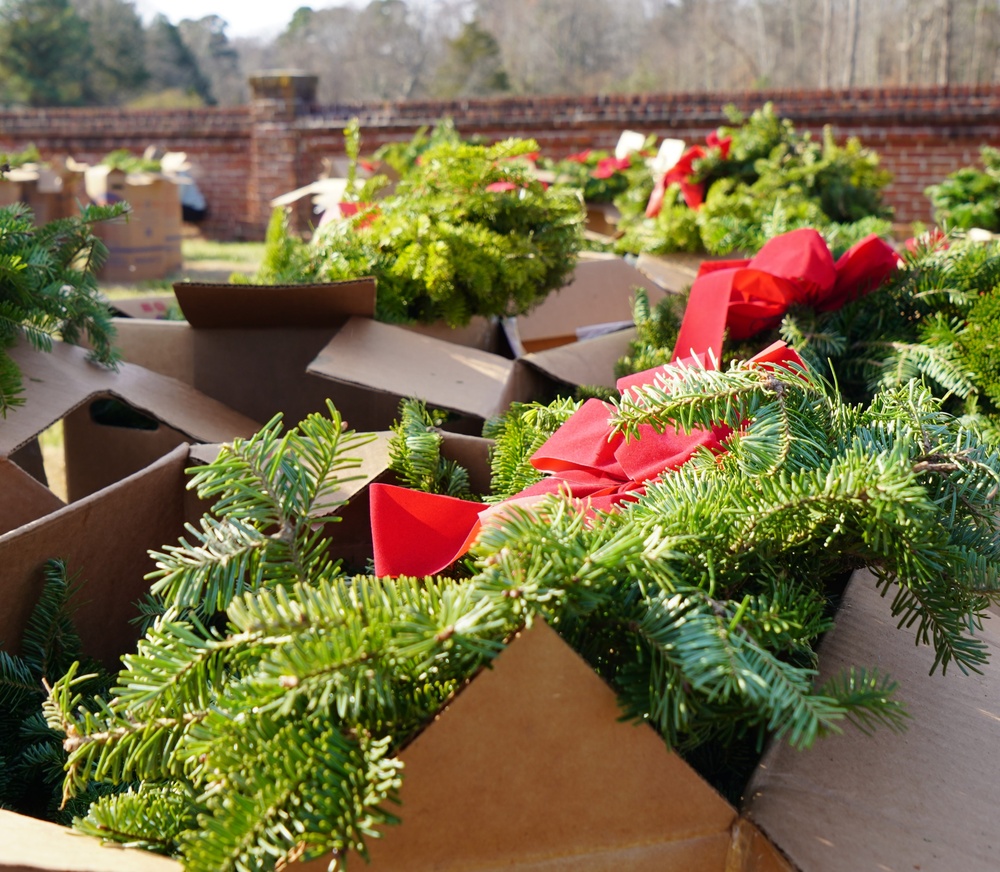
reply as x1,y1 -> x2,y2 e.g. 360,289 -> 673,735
646,133 -> 731,218
672,228 -> 901,364
370,341 -> 804,578
593,155 -> 631,179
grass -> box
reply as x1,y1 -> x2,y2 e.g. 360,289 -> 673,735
99,237 -> 266,299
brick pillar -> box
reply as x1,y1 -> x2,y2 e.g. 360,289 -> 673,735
247,70 -> 318,239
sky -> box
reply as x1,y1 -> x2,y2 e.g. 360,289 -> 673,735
133,0 -> 333,40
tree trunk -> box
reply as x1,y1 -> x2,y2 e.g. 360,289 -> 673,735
819,0 -> 833,88
843,0 -> 860,88
937,0 -> 953,84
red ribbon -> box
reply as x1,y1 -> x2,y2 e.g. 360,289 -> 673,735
369,229 -> 898,578
672,228 -> 901,363
370,341 -> 804,578
646,133 -> 730,218
593,155 -> 631,179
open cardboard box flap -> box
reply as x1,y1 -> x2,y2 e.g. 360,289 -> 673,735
0,808 -> 181,872
172,278 -> 376,329
308,317 -> 635,423
745,568 -> 1000,871
320,619 -> 791,871
502,254 -> 666,356
0,458 -> 65,536
2,339 -> 260,460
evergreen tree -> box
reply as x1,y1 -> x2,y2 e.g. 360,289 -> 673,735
71,0 -> 149,105
178,15 -> 246,106
0,0 -> 92,106
431,19 -> 509,98
141,14 -> 213,105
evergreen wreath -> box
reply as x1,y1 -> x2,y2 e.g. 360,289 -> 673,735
40,353 -> 1000,869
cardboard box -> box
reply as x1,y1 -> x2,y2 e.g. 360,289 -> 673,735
108,279 -> 403,431
0,421 -> 395,674
0,174 -> 21,206
634,251 -> 737,295
0,808 -> 182,871
585,202 -> 621,237
0,337 -> 261,512
307,316 -> 635,425
85,165 -> 183,282
304,619 -> 792,871
744,569 -> 1000,872
502,253 -> 666,355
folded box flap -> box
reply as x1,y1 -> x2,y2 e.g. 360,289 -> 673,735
323,620 -> 781,872
0,809 -> 182,871
0,458 -> 65,535
3,339 -> 260,457
504,255 -> 664,354
523,327 -> 636,390
745,568 -> 1000,871
173,279 -> 376,328
308,317 -> 515,420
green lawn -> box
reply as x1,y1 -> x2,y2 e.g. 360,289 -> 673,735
98,238 -> 266,299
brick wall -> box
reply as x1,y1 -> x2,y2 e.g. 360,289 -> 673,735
2,82 -> 998,240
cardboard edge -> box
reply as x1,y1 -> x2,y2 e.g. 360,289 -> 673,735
172,279 -> 377,328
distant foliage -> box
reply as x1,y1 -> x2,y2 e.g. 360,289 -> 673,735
925,146 -> 1000,233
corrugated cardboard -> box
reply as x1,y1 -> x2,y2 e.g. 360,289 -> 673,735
0,809 -> 181,872
0,459 -> 64,536
2,338 -> 261,502
585,202 -> 621,237
0,175 -> 22,206
172,280 -> 376,329
307,315 -> 633,425
635,251 -> 734,295
86,166 -> 182,282
312,620 -> 792,871
0,445 -> 197,667
502,254 -> 665,355
107,279 -> 405,431
745,569 -> 1000,872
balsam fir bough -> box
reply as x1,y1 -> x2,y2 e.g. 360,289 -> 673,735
42,351 -> 1000,870
0,197 -> 126,414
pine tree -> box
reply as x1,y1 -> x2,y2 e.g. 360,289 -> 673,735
44,355 -> 1000,869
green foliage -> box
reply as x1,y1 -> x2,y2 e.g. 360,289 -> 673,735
372,118 -> 469,178
388,398 -> 478,500
0,199 -> 125,415
788,237 -> 1000,431
0,0 -> 91,106
432,19 -> 510,99
101,149 -> 161,174
47,355 -> 1000,864
0,560 -> 112,822
614,287 -> 689,378
146,401 -> 375,615
925,146 -> 1000,232
614,103 -> 894,256
482,396 -> 582,501
541,144 -> 650,205
0,143 -> 41,169
255,134 -> 586,327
